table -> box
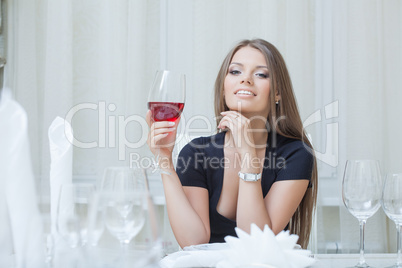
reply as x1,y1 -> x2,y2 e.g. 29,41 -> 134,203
2,253 -> 398,267
312,254 -> 396,267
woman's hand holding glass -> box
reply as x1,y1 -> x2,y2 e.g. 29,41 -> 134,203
146,111 -> 180,163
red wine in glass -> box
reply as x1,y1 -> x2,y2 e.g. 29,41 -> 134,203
147,70 -> 186,174
148,102 -> 185,122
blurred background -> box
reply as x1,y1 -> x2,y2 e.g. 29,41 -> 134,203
1,0 -> 401,254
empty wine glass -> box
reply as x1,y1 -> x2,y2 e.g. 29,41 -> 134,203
98,167 -> 146,248
104,191 -> 146,247
56,183 -> 95,248
87,192 -> 106,247
38,198 -> 54,267
382,173 -> 402,268
88,167 -> 162,267
147,70 -> 186,174
342,159 -> 382,268
100,166 -> 145,192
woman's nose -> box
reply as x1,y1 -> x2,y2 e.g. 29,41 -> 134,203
240,76 -> 253,85
240,74 -> 253,85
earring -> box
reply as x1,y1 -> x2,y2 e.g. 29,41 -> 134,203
276,100 -> 279,105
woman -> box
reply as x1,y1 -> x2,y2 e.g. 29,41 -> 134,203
146,39 -> 317,249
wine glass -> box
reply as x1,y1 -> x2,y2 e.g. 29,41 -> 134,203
87,192 -> 106,247
104,191 -> 146,247
147,70 -> 186,173
38,198 -> 54,267
100,166 -> 145,192
88,167 -> 161,267
98,167 -> 146,247
56,183 -> 95,248
342,159 -> 382,268
382,173 -> 402,268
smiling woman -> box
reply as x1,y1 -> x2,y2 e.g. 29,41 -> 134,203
147,39 -> 317,249
214,39 -> 317,248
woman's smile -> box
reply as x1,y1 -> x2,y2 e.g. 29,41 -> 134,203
235,89 -> 257,96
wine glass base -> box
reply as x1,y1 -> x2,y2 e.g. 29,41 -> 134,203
344,263 -> 372,268
150,163 -> 171,175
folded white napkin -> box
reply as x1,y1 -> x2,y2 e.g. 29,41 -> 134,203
160,224 -> 315,268
217,224 -> 315,268
0,88 -> 44,267
48,117 -> 73,240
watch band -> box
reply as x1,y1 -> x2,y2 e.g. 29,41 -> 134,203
238,171 -> 262,182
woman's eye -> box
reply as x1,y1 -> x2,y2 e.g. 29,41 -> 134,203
229,70 -> 241,75
256,73 -> 269,78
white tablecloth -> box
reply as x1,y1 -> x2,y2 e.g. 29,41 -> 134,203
2,252 -> 397,267
312,254 -> 396,267
161,252 -> 396,268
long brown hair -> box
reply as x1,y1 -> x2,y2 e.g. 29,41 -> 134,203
214,39 -> 317,249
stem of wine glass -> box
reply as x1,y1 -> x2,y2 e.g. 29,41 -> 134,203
154,150 -> 160,169
45,233 -> 54,268
358,219 -> 367,266
120,239 -> 129,250
118,239 -> 130,266
397,223 -> 402,266
154,149 -> 171,175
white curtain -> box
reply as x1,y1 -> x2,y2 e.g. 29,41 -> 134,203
6,0 -> 402,253
7,0 -> 160,188
334,0 -> 402,254
314,0 -> 402,254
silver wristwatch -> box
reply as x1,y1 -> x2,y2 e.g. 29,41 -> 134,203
238,171 -> 262,182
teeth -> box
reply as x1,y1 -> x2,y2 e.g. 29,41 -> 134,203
236,90 -> 254,96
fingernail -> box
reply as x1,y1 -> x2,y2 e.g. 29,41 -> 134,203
168,121 -> 175,126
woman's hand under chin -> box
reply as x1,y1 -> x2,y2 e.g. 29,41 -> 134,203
217,111 -> 257,160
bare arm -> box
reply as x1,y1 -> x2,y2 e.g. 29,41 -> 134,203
237,178 -> 308,234
264,180 -> 309,233
160,163 -> 210,247
146,110 -> 210,247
